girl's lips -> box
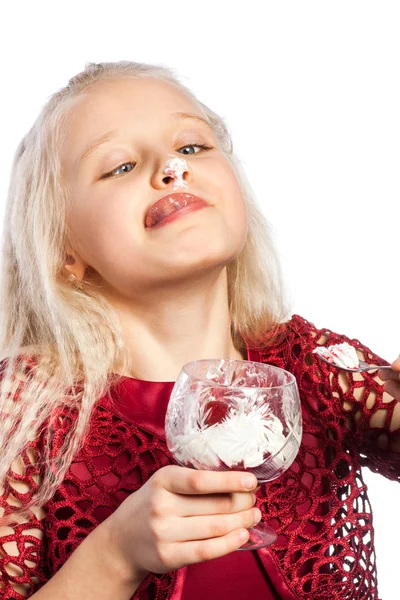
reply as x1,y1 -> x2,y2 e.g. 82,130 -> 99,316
146,200 -> 209,229
145,193 -> 209,228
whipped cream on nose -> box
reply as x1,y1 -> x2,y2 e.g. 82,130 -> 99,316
164,156 -> 189,191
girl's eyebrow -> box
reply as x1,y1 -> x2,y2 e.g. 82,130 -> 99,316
77,112 -> 212,167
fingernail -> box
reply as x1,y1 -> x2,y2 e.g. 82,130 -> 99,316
242,475 -> 257,490
252,508 -> 262,525
239,529 -> 249,542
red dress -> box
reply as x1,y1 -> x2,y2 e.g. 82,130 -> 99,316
0,314 -> 398,599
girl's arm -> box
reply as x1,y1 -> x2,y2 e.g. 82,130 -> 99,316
0,444 -> 47,598
0,435 -> 144,600
30,519 -> 143,600
306,320 -> 400,479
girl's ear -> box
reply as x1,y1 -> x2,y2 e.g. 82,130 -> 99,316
63,248 -> 87,280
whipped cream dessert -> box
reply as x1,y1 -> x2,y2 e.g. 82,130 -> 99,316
313,342 -> 360,369
173,402 -> 286,470
164,157 -> 189,191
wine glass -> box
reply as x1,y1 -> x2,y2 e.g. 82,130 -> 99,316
165,358 -> 302,550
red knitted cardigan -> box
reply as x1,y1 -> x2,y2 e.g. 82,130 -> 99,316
0,314 -> 398,600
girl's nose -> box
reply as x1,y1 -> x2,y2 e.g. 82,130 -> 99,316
151,155 -> 193,190
163,156 -> 190,190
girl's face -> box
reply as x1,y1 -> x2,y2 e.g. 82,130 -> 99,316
62,77 -> 247,300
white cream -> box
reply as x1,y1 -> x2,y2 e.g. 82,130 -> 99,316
164,157 -> 189,191
313,342 -> 360,369
173,403 -> 286,469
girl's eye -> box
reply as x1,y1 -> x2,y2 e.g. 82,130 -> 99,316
103,144 -> 212,178
106,162 -> 135,177
178,143 -> 212,155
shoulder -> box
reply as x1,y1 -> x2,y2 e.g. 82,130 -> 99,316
257,313 -> 385,372
0,351 -> 40,411
286,314 -> 382,361
0,346 -> 42,370
281,313 -> 331,340
270,313 -> 376,351
253,313 -> 322,360
0,345 -> 56,381
0,348 -> 61,442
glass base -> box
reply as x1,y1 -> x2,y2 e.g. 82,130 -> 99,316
237,523 -> 278,550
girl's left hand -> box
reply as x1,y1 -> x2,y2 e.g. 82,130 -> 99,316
379,356 -> 400,401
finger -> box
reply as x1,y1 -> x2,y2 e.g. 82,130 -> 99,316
383,379 -> 400,401
173,508 -> 261,542
160,465 -> 258,495
173,528 -> 251,565
392,355 -> 400,369
379,368 -> 400,381
176,491 -> 256,517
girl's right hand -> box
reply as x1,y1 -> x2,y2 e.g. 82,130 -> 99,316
101,465 -> 261,582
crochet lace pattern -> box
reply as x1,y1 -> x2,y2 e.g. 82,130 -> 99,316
0,315 -> 397,599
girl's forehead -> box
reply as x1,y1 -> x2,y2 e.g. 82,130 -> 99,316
64,79 -> 201,145
62,79 -> 207,174
67,79 -> 204,142
78,77 -> 195,112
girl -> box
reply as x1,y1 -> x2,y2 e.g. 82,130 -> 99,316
0,61 -> 399,600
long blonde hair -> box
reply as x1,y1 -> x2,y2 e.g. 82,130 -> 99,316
0,61 -> 291,525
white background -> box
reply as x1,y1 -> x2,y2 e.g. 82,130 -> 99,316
0,2 -> 399,597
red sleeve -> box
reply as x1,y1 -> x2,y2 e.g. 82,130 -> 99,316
289,315 -> 400,481
0,357 -> 49,598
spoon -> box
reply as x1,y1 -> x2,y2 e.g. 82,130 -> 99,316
314,353 -> 392,373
